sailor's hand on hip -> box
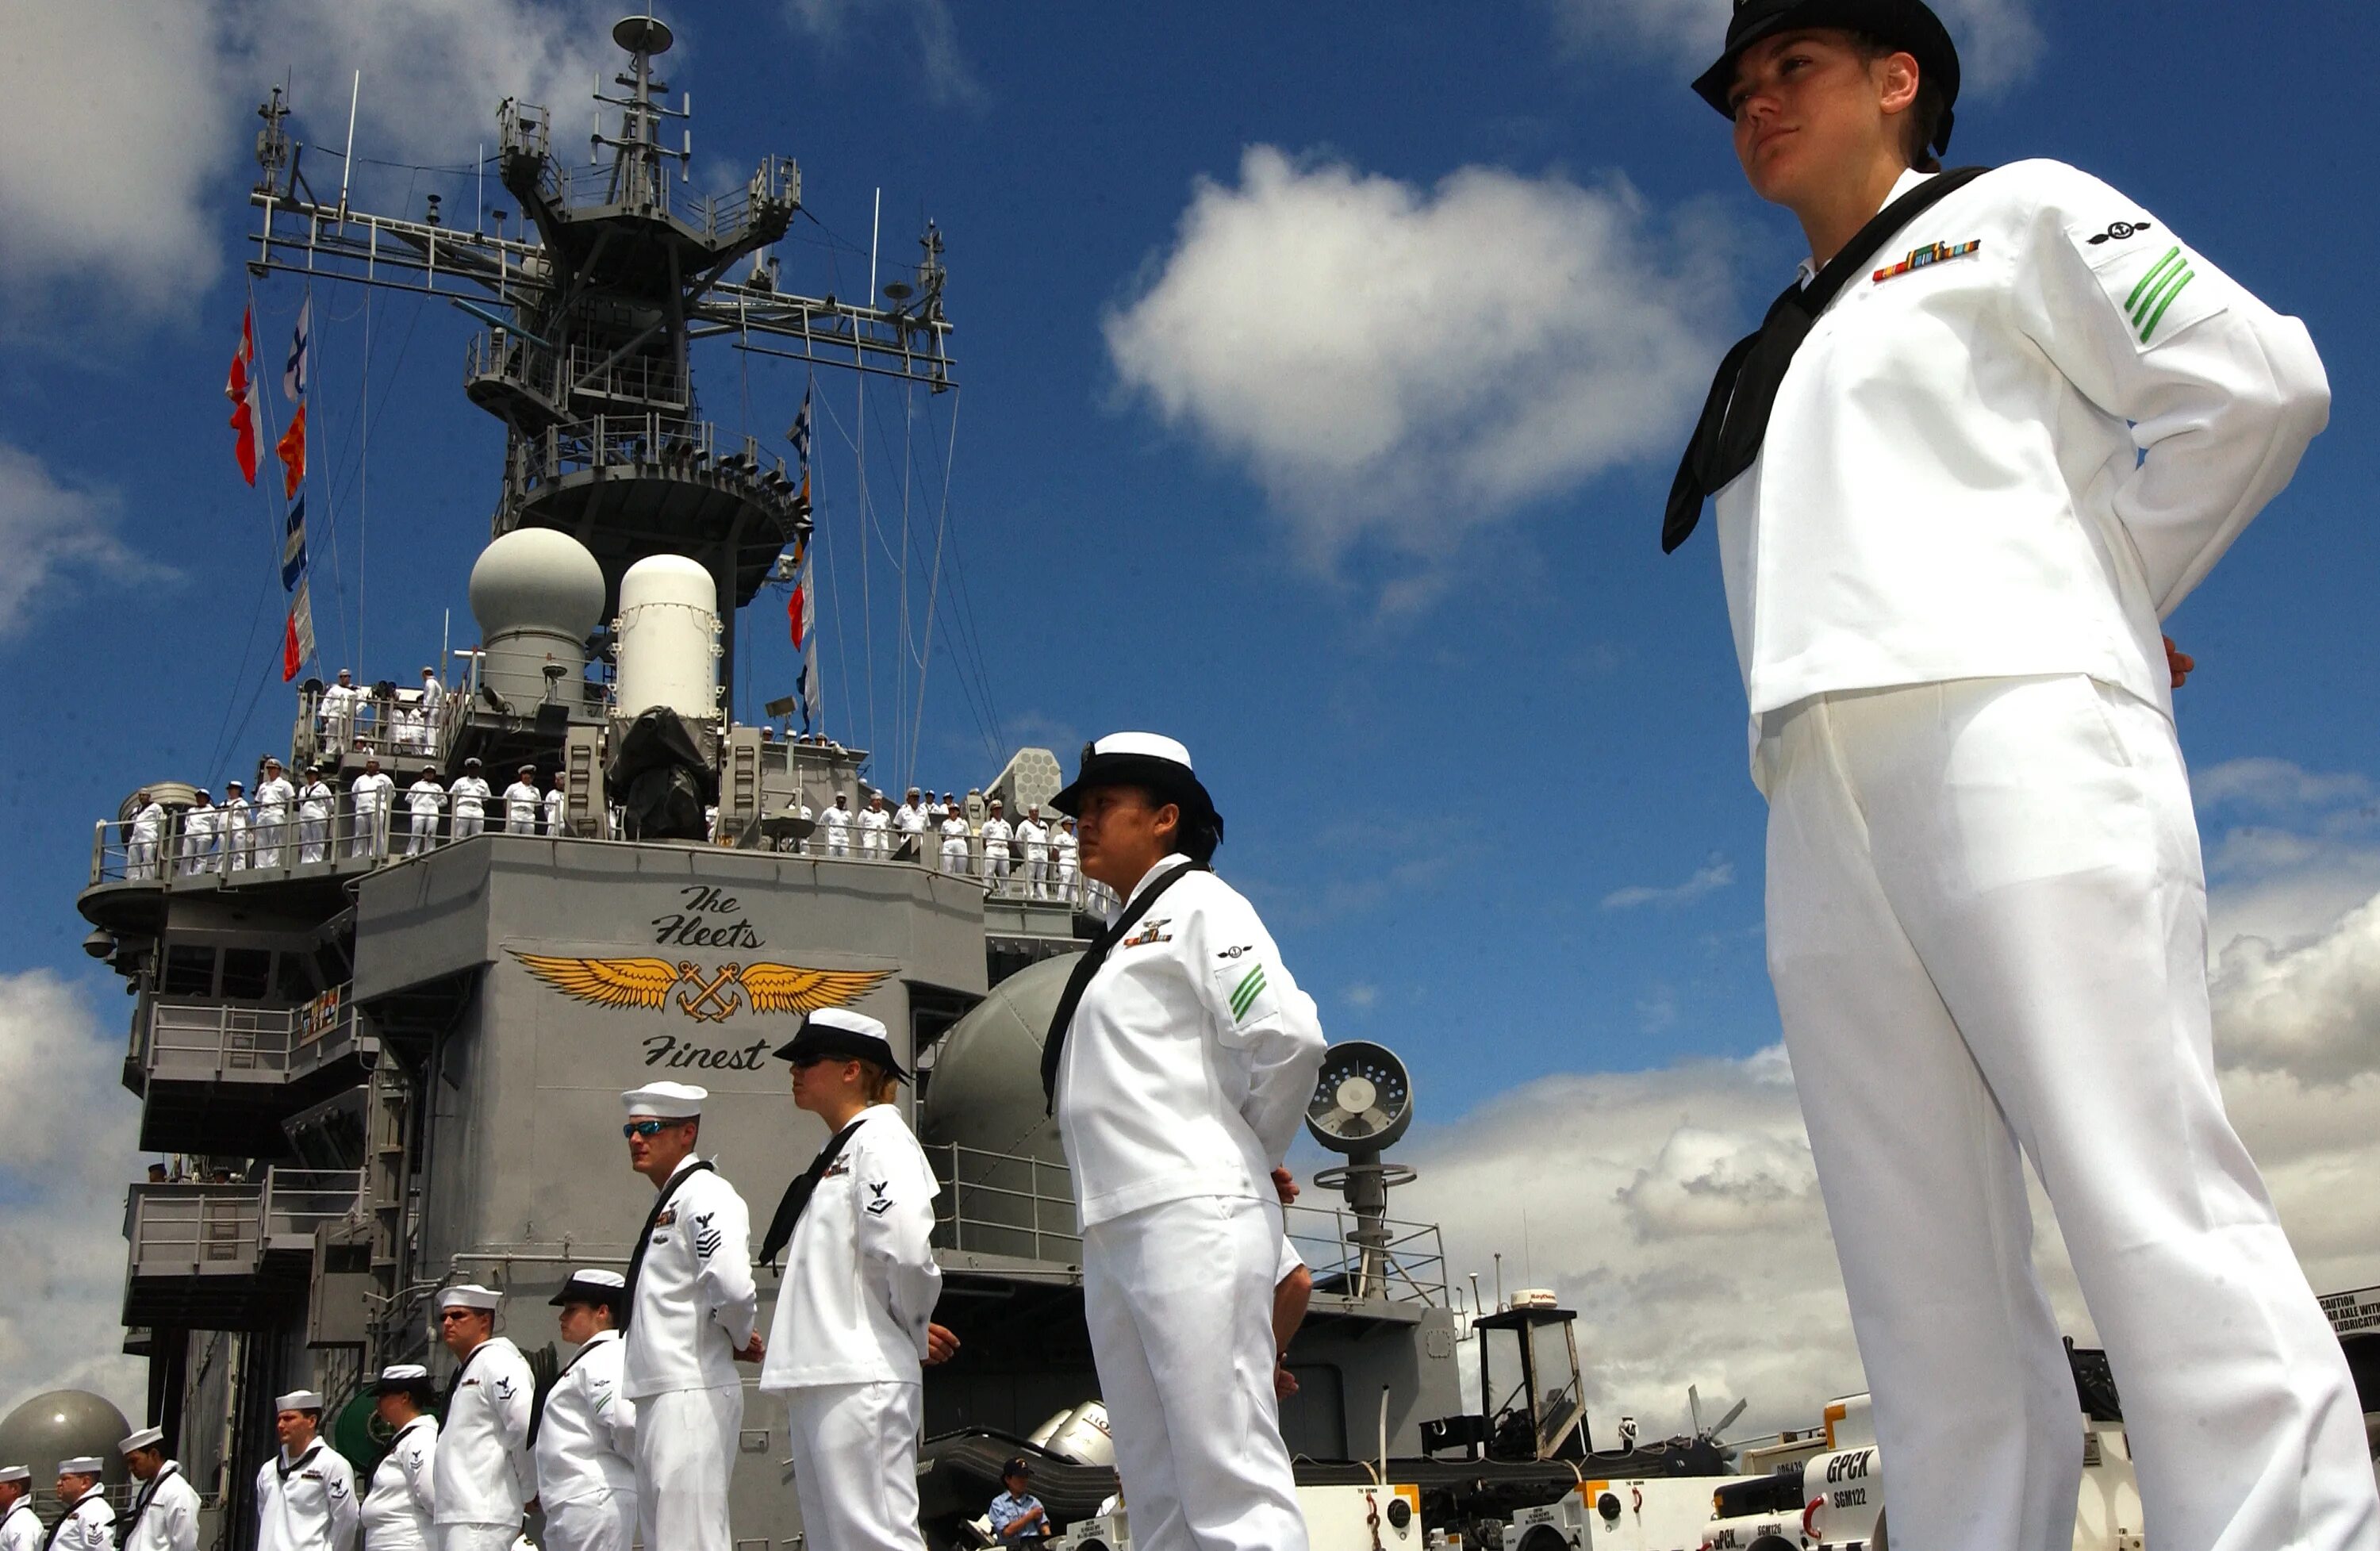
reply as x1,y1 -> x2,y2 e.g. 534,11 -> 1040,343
925,1323 -> 960,1365
2165,634 -> 2195,689
735,1334 -> 766,1362
1272,1166 -> 1299,1206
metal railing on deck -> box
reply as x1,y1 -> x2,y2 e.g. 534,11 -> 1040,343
144,992 -> 359,1081
466,332 -> 691,410
126,1169 -> 363,1275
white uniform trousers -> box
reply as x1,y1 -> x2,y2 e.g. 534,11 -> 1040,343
540,1490 -> 634,1551
1761,675 -> 2378,1551
634,1384 -> 742,1551
1083,1194 -> 1307,1551
783,1383 -> 925,1551
437,1526 -> 517,1551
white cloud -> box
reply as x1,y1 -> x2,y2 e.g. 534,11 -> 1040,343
1105,147 -> 1728,570
1548,0 -> 2044,94
783,0 -> 982,107
2194,756 -> 2373,812
0,1 -> 610,317
1395,882 -> 2380,1440
0,970 -> 146,1417
0,444 -> 159,637
1603,854 -> 1734,910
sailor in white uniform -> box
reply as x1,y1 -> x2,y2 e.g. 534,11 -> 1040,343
1664,6 -> 2374,1551
858,793 -> 894,860
117,1427 -> 200,1551
48,1458 -> 115,1551
405,770 -> 446,857
359,1365 -> 439,1551
1045,733 -> 1325,1551
321,669 -> 359,752
503,767 -> 543,835
758,1010 -> 956,1551
218,781 -> 251,871
415,669 -> 444,757
936,810 -> 971,877
428,1284 -> 532,1551
1015,806 -> 1050,899
820,794 -> 854,858
447,761 -> 490,841
255,1391 -> 359,1551
175,792 -> 215,877
125,791 -> 164,881
893,789 -> 928,860
253,759 -> 295,867
350,758 -> 396,858
295,766 -> 334,865
618,1082 -> 762,1551
543,778 -> 568,837
1053,818 -> 1078,902
0,1466 -> 40,1551
785,795 -> 815,855
979,800 -> 1014,888
530,1270 -> 638,1551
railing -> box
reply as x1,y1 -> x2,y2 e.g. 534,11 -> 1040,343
89,789 -> 582,885
144,991 -> 359,1082
509,411 -> 799,510
125,1169 -> 362,1276
466,332 -> 691,410
293,679 -> 453,767
925,1141 -> 1450,1307
520,153 -> 798,247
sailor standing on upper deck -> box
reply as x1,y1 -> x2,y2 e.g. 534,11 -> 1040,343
295,765 -> 334,864
618,1082 -> 762,1551
430,1284 -> 534,1551
447,761 -> 490,840
1660,5 -> 2371,1549
254,758 -> 295,866
503,767 -> 543,835
1044,733 -> 1324,1551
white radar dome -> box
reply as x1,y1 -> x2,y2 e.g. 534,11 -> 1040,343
614,554 -> 721,722
468,528 -> 606,711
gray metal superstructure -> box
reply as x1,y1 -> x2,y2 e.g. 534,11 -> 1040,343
75,18 -> 1464,1548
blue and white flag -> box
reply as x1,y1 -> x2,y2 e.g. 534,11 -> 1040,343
282,494 -> 309,592
282,294 -> 311,401
787,382 -> 812,469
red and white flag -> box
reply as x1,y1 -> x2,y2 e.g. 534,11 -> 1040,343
226,305 -> 262,486
282,576 -> 317,682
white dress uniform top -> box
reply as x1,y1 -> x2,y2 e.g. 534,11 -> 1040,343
543,785 -> 567,836
761,1093 -> 942,1551
127,800 -> 165,881
1015,816 -> 1049,897
620,1090 -> 758,1551
255,1438 -> 359,1551
501,781 -> 542,835
253,774 -> 295,866
447,776 -> 490,839
296,777 -> 333,864
1054,824 -> 1078,898
1696,163 -> 2372,1551
978,814 -> 1013,884
936,815 -> 969,876
893,800 -> 927,847
405,777 -> 445,856
820,800 -> 853,858
0,1490 -> 40,1551
858,802 -> 892,859
359,1416 -> 438,1551
178,800 -> 217,876
350,770 -> 396,857
1052,761 -> 1326,1551
121,1461 -> 202,1551
532,1327 -> 637,1551
218,793 -> 251,871
432,1315 -> 534,1550
50,1476 -> 115,1551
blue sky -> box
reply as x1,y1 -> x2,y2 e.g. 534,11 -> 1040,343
5,0 -> 2378,1422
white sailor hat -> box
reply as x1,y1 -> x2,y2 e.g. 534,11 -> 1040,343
0,1466 -> 25,1484
551,1267 -> 628,1309
621,1081 -> 706,1119
117,1428 -> 163,1455
274,1391 -> 324,1414
436,1284 -> 501,1313
56,1457 -> 103,1476
1052,731 -> 1218,823
373,1363 -> 436,1396
774,1007 -> 909,1079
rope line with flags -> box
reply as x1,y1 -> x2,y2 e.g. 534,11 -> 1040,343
277,293 -> 317,683
785,381 -> 820,735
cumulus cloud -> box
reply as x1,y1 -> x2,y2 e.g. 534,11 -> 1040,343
1548,0 -> 2044,94
0,0 -> 608,317
784,0 -> 982,107
2195,756 -> 2373,813
0,970 -> 146,1416
1105,147 -> 1728,570
1602,854 -> 1734,910
2209,892 -> 2380,1087
0,445 -> 159,637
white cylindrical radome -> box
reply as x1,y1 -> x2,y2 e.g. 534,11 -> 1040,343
614,554 -> 721,721
467,528 -> 607,712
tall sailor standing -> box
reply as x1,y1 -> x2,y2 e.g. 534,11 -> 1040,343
1664,7 -> 2370,1551
0,1466 -> 39,1551
117,1427 -> 199,1551
530,1270 -> 638,1551
255,1391 -> 359,1551
1043,734 -> 1325,1551
430,1284 -> 534,1551
617,1082 -> 762,1551
359,1365 -> 440,1551
757,1010 -> 956,1551
49,1457 -> 114,1551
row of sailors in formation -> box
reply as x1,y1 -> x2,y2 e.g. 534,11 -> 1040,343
312,668 -> 446,758
121,759 -> 570,877
786,789 -> 1081,889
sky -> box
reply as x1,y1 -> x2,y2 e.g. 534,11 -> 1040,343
2,0 -> 2377,1443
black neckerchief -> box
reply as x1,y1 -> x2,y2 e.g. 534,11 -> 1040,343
41,1488 -> 105,1551
117,1462 -> 176,1540
618,1158 -> 716,1332
276,1440 -> 323,1484
758,1115 -> 871,1265
525,1330 -> 615,1447
378,1415 -> 435,1471
1041,858 -> 1207,1111
1663,165 -> 1994,552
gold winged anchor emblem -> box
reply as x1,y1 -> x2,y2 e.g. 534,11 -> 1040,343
506,950 -> 892,1024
